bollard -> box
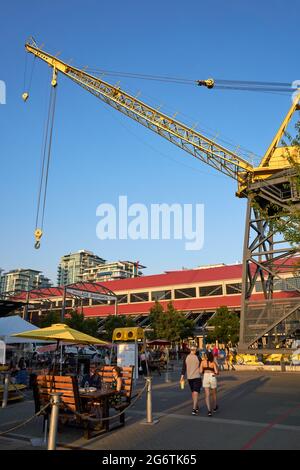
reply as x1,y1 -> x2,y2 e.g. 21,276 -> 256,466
280,357 -> 286,372
2,372 -> 10,409
164,359 -> 171,383
48,392 -> 62,450
141,376 -> 159,425
146,376 -> 152,423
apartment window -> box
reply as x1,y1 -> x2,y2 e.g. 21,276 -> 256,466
226,283 -> 242,295
116,294 -> 128,304
130,292 -> 149,303
199,285 -> 222,297
174,288 -> 196,299
151,290 -> 172,301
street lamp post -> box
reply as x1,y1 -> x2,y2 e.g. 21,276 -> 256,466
61,287 -> 66,322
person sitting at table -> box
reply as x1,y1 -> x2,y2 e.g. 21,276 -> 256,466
80,368 -> 102,389
109,366 -> 123,407
111,366 -> 122,391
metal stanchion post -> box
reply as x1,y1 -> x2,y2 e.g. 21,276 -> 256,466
146,376 -> 152,423
141,376 -> 159,425
165,358 -> 171,383
2,372 -> 10,409
48,392 -> 62,450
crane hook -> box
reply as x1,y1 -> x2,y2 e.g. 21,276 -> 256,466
34,228 -> 43,250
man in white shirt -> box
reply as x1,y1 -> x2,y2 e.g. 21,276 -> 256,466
180,345 -> 202,415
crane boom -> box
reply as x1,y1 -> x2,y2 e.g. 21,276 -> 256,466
23,39 -> 300,352
25,40 -> 253,185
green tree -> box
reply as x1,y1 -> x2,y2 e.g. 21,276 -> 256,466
100,314 -> 136,341
149,301 -> 194,342
206,306 -> 240,345
147,301 -> 164,340
64,309 -> 100,337
40,310 -> 61,327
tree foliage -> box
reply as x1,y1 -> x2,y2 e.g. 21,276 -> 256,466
39,310 -> 61,327
148,301 -> 194,342
206,306 -> 240,345
100,314 -> 136,341
64,309 -> 100,337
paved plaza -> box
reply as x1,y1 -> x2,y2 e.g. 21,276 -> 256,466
0,367 -> 299,451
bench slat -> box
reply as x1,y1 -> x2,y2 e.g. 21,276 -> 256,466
37,382 -> 74,390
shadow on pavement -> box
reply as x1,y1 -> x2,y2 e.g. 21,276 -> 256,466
219,375 -> 270,404
218,375 -> 238,382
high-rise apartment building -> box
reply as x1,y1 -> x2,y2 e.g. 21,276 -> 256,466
0,269 -> 52,293
81,260 -> 145,283
57,250 -> 106,286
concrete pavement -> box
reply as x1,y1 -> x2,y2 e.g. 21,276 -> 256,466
0,367 -> 299,450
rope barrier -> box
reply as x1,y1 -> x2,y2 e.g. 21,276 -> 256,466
70,382 -> 147,423
0,379 -> 147,440
0,402 -> 50,436
9,380 -> 29,399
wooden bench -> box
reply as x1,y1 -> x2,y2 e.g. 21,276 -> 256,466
32,374 -> 100,439
97,366 -> 134,427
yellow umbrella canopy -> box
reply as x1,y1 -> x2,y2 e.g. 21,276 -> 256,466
12,323 -> 108,345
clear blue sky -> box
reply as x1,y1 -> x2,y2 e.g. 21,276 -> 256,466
0,0 -> 299,283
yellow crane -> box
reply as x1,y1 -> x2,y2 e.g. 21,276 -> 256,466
24,38 -> 300,352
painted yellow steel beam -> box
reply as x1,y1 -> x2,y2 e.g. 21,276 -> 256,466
259,92 -> 300,169
25,40 -> 253,185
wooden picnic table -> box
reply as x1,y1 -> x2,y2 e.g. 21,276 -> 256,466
79,388 -> 118,432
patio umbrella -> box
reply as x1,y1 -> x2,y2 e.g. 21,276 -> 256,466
12,323 -> 108,374
12,323 -> 107,345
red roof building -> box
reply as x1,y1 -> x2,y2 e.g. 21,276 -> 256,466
16,261 -> 300,326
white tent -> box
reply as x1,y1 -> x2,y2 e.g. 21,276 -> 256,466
0,315 -> 41,344
0,316 -> 52,365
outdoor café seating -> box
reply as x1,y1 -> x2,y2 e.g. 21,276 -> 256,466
32,365 -> 134,439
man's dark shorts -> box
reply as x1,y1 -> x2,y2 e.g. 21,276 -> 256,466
188,378 -> 202,393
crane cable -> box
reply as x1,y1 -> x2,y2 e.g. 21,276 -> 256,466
82,67 -> 298,94
34,83 -> 57,249
22,54 -> 36,102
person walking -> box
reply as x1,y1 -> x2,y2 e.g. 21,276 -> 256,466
180,345 -> 202,416
212,344 -> 219,360
218,345 -> 226,371
200,351 -> 219,417
225,345 -> 235,371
